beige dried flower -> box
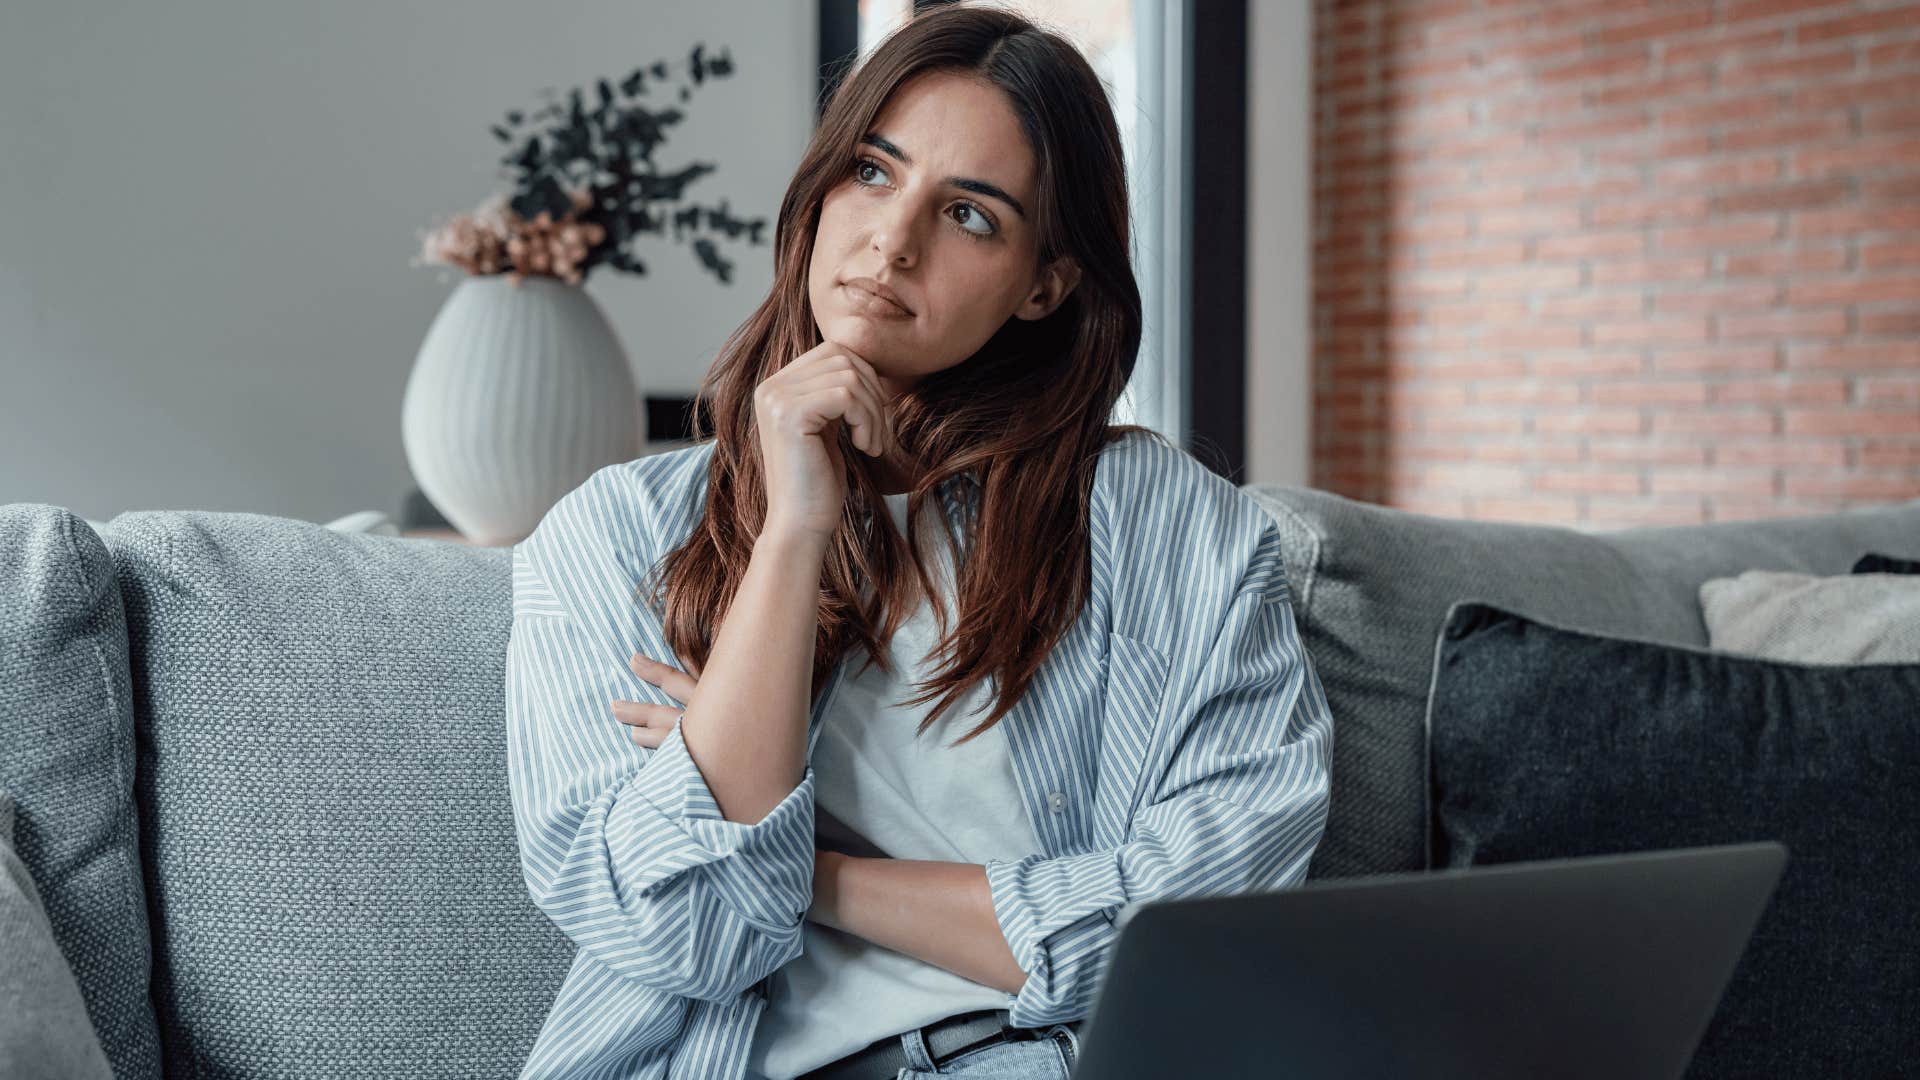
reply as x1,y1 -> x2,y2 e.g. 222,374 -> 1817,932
415,189 -> 605,286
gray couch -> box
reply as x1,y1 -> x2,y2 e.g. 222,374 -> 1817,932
5,487 -> 1919,1079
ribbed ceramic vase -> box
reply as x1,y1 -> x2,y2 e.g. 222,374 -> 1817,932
403,274 -> 639,546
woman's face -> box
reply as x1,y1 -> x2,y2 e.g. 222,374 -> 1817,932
808,70 -> 1080,399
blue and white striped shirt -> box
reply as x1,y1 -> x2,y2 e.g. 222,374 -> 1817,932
505,429 -> 1335,1079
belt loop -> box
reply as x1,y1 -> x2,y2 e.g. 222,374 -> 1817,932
994,1007 -> 1012,1033
900,1026 -> 937,1071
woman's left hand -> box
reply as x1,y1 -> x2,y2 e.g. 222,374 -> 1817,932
612,650 -> 700,749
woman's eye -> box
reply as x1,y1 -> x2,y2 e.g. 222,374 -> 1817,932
952,204 -> 994,237
852,156 -> 996,240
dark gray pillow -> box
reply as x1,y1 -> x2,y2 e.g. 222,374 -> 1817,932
1854,552 -> 1920,574
1426,602 -> 1920,1078
0,786 -> 116,1080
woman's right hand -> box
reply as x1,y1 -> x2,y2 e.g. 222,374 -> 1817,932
754,338 -> 894,540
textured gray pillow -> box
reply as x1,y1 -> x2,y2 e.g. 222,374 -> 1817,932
1700,570 -> 1920,664
1240,487 -> 1920,879
0,786 -> 117,1080
103,510 -> 576,1078
0,504 -> 163,1079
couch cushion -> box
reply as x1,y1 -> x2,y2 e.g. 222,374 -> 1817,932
0,504 -> 164,1079
1427,601 -> 1920,1078
1241,487 -> 1920,879
103,510 -> 576,1078
0,786 -> 117,1080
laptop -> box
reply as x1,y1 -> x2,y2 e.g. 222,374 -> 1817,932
1067,842 -> 1788,1080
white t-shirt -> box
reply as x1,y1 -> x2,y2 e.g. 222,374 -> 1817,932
745,491 -> 1042,1080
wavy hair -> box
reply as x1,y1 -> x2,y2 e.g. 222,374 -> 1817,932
645,2 -> 1166,745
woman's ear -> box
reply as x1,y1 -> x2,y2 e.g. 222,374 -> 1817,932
1014,257 -> 1083,321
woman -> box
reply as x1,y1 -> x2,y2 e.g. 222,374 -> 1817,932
504,5 -> 1334,1079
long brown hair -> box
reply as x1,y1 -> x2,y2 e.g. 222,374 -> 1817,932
646,2 -> 1166,745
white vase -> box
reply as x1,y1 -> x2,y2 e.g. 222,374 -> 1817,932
402,274 -> 640,546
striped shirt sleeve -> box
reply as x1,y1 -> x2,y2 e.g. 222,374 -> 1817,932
504,472 -> 816,1004
981,521 -> 1335,1027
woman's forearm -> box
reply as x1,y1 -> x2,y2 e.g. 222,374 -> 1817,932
813,852 -> 1030,995
677,527 -> 831,825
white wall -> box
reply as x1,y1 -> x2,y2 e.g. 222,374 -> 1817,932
1245,0 -> 1314,488
0,1 -> 816,524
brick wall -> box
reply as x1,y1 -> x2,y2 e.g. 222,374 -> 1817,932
1311,0 -> 1920,527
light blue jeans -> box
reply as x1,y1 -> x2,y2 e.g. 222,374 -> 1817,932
890,1022 -> 1081,1078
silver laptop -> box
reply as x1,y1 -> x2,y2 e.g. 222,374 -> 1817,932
1069,842 -> 1787,1080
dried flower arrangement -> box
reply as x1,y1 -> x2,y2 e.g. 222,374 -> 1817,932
414,44 -> 770,287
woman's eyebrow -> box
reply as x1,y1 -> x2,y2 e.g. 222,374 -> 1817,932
859,132 -> 1027,220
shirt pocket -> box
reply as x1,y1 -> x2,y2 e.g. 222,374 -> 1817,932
1093,630 -> 1171,847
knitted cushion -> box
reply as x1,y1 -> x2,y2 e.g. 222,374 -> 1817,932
103,510 -> 574,1078
0,504 -> 163,1078
1240,487 -> 1920,879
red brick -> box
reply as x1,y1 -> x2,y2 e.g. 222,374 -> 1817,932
1862,104 -> 1920,136
1653,283 -> 1785,313
1473,265 -> 1584,294
1471,440 -> 1586,463
1719,48 -> 1859,90
1794,138 -> 1920,178
1798,7 -> 1920,44
1592,381 -> 1713,406
1862,376 -> 1920,405
1714,442 -> 1849,467
1664,27 -> 1787,67
1721,0 -> 1853,25
1653,411 -> 1780,436
1860,308 -> 1920,334
1539,293 -> 1650,319
1536,351 -> 1649,377
1662,93 -> 1784,130
1532,469 -> 1645,495
1785,409 -> 1920,436
1590,440 -> 1713,465
1472,382 -> 1584,406
1783,472 -> 1920,499
1862,442 -> 1920,467
1795,73 -> 1920,112
1535,409 -> 1647,435
1710,178 -> 1853,216
1589,71 -> 1715,109
1657,220 -> 1781,251
1481,324 -> 1587,349
1723,248 -> 1850,276
1791,206 -> 1920,238
1721,115 -> 1853,152
1651,346 -> 1780,374
1706,377 -> 1851,405
1478,204 -> 1586,237
1650,468 -> 1778,496
1786,274 -> 1920,306
1654,156 -> 1783,188
1718,309 -> 1851,339
1534,50 -> 1652,86
1785,342 -> 1920,370
1588,8 -> 1715,49
1593,257 -> 1713,285
1534,231 -> 1647,261
1590,195 -> 1712,227
1592,318 -> 1715,345
1868,40 -> 1920,69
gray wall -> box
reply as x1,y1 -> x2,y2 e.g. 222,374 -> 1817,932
1,0 -> 816,525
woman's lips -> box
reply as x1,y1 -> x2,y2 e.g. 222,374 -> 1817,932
841,282 -> 913,318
